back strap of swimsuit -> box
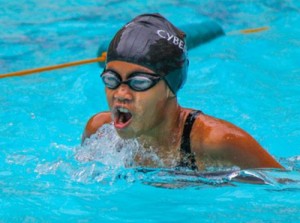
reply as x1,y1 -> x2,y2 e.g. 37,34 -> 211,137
179,110 -> 202,170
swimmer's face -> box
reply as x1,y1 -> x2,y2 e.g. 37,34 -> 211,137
104,61 -> 172,139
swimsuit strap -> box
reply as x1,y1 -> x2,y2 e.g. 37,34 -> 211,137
178,110 -> 203,170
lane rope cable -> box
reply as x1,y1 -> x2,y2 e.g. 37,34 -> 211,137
0,52 -> 106,79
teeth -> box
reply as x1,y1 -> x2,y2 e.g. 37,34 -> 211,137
118,107 -> 129,113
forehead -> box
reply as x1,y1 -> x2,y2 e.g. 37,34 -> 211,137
106,61 -> 156,77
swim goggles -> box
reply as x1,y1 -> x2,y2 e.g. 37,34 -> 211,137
101,69 -> 162,92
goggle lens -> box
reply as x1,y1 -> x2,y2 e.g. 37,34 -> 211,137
101,70 -> 161,92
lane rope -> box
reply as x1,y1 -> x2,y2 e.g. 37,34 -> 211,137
0,26 -> 269,79
227,26 -> 269,35
0,52 -> 106,79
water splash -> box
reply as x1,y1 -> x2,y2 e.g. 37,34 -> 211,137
76,124 -> 140,167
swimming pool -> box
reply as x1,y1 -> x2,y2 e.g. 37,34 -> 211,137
1,0 -> 300,222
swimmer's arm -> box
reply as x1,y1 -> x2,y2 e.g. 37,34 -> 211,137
191,116 -> 283,169
216,130 -> 283,169
82,112 -> 112,143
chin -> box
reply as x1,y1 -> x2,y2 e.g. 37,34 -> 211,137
115,128 -> 137,139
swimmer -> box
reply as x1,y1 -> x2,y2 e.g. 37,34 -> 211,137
83,13 -> 283,170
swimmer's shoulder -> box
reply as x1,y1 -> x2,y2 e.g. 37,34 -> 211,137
190,113 -> 283,169
82,112 -> 112,142
191,112 -> 243,148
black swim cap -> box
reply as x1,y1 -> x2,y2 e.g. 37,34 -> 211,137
106,13 -> 188,94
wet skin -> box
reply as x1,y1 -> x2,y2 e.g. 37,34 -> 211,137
83,61 -> 283,170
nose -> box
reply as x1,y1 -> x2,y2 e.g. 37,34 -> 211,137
113,84 -> 133,103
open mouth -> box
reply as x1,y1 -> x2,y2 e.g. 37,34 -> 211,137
113,107 -> 133,129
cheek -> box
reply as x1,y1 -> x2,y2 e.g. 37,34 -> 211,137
105,89 -> 113,107
135,87 -> 168,119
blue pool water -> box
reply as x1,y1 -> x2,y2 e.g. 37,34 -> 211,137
1,0 -> 300,222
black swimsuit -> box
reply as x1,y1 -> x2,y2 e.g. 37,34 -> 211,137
177,110 -> 203,170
